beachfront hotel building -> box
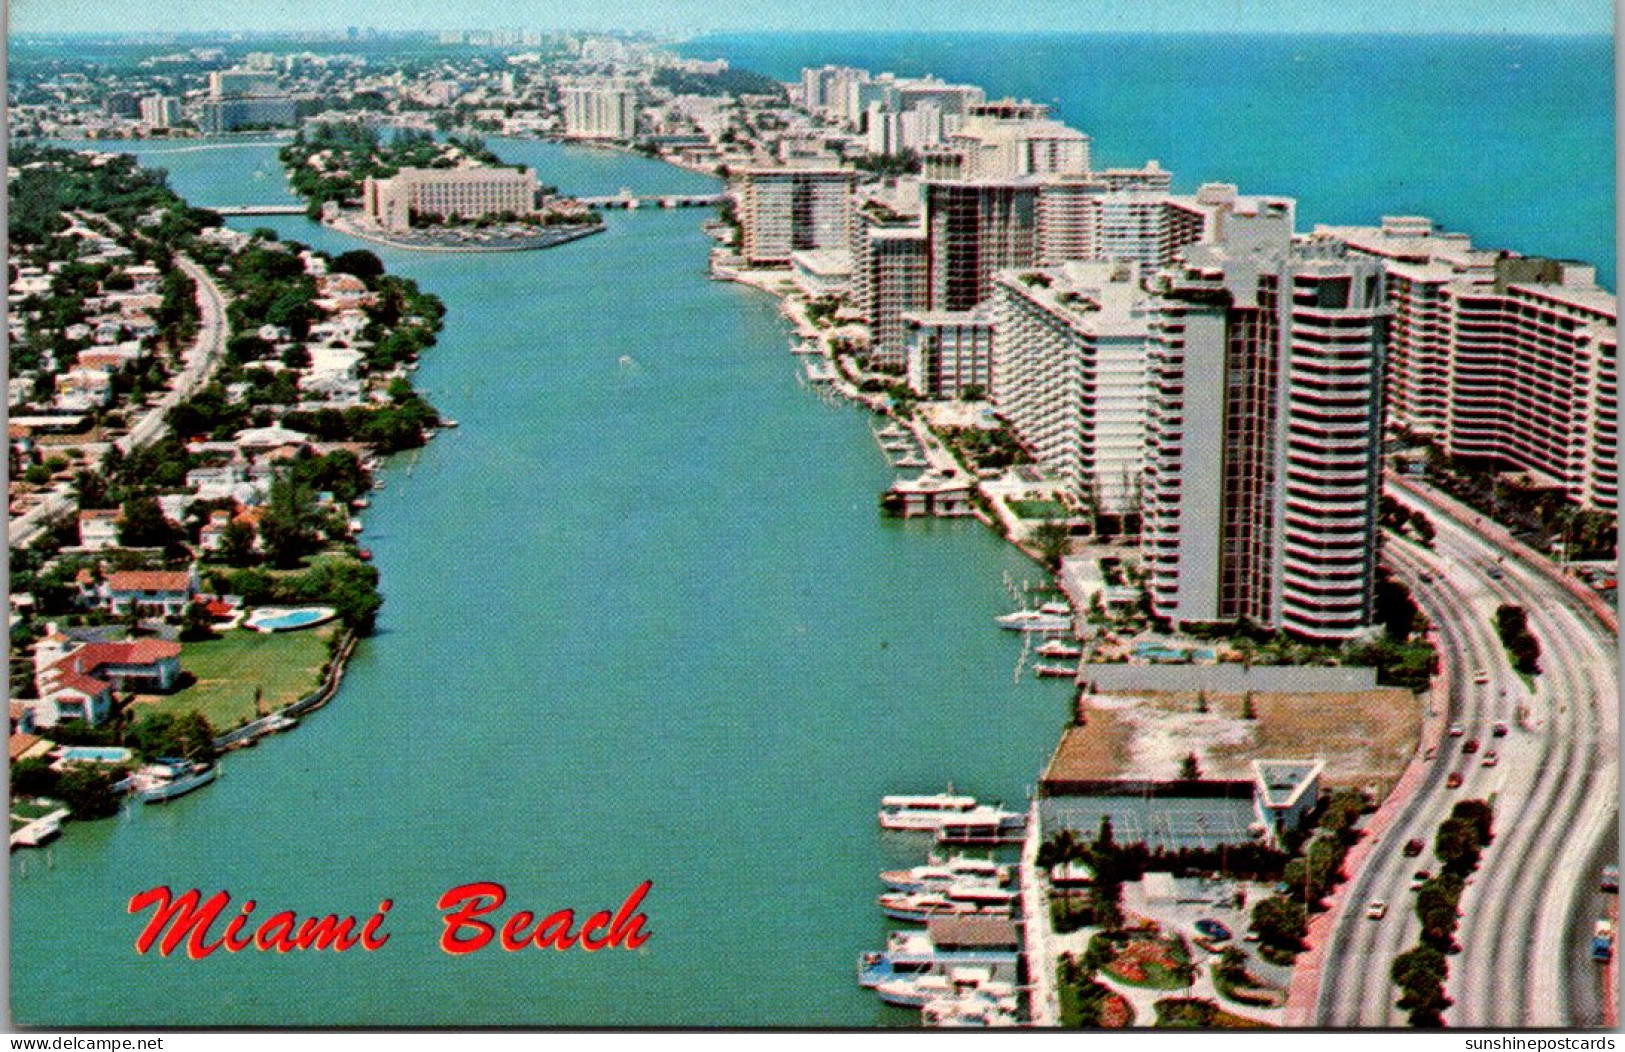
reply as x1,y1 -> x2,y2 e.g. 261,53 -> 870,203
1320,216 -> 1619,511
1141,212 -> 1389,641
362,167 -> 540,232
733,165 -> 859,267
560,80 -> 639,140
991,261 -> 1153,518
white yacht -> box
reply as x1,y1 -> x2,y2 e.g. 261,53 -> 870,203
879,856 -> 1012,893
879,792 -> 980,831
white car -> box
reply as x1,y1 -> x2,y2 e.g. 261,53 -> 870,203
1473,669 -> 1491,685
1449,723 -> 1466,738
1366,901 -> 1388,920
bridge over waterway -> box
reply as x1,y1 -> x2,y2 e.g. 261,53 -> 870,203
204,204 -> 309,215
575,193 -> 724,210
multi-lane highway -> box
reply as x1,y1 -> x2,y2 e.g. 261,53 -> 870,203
1315,480 -> 1617,1027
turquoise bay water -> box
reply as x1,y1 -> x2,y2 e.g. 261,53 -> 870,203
12,138 -> 1063,1026
13,32 -> 1614,1025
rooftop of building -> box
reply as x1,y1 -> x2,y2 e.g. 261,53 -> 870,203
1251,759 -> 1326,810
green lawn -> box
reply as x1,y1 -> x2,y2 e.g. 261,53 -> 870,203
141,625 -> 337,730
1008,498 -> 1070,520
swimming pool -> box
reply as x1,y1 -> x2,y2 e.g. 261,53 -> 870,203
56,746 -> 133,765
245,606 -> 338,633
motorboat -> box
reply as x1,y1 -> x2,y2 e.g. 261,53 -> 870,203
133,760 -> 219,803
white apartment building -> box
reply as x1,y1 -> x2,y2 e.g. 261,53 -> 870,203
1097,184 -> 1296,271
1322,216 -> 1618,511
903,307 -> 994,400
362,167 -> 539,231
991,261 -> 1152,517
853,189 -> 931,371
733,166 -> 858,267
139,95 -> 181,128
560,80 -> 639,140
921,101 -> 1091,182
1142,215 -> 1388,641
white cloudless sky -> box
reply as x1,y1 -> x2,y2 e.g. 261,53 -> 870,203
7,0 -> 1614,35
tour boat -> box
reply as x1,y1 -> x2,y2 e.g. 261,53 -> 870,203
995,610 -> 1072,633
1035,639 -> 1082,659
879,793 -> 981,831
937,807 -> 1028,846
879,856 -> 1012,893
133,760 -> 219,804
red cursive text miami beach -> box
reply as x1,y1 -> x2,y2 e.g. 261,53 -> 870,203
127,881 -> 653,958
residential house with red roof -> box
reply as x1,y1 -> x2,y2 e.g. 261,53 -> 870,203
101,567 -> 199,617
28,635 -> 184,728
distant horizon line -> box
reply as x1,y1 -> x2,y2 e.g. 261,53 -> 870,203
10,28 -> 1613,39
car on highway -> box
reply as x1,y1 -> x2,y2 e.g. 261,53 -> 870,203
1492,720 -> 1509,737
1463,738 -> 1480,754
1403,839 -> 1425,857
1602,864 -> 1619,892
1194,919 -> 1232,942
1366,901 -> 1388,920
1473,669 -> 1491,684
1446,771 -> 1465,789
1449,723 -> 1466,738
1487,566 -> 1505,580
1481,751 -> 1498,767
1424,745 -> 1438,761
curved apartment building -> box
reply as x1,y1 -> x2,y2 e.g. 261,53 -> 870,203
1143,215 -> 1387,641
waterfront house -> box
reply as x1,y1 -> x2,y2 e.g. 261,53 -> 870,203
29,634 -> 183,729
101,568 -> 199,617
29,668 -> 116,728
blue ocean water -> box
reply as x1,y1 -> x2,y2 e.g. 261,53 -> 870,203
686,32 -> 1615,288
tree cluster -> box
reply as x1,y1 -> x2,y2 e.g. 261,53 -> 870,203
1494,604 -> 1542,675
1389,798 -> 1494,1026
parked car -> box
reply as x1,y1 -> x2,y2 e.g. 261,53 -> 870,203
1463,738 -> 1480,754
1403,839 -> 1425,858
1446,772 -> 1464,789
1194,919 -> 1233,942
1449,723 -> 1466,738
1411,870 -> 1432,890
1367,901 -> 1388,920
1492,721 -> 1510,737
1481,751 -> 1498,767
1473,669 -> 1491,684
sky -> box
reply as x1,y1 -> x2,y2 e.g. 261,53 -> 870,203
6,0 -> 1615,36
